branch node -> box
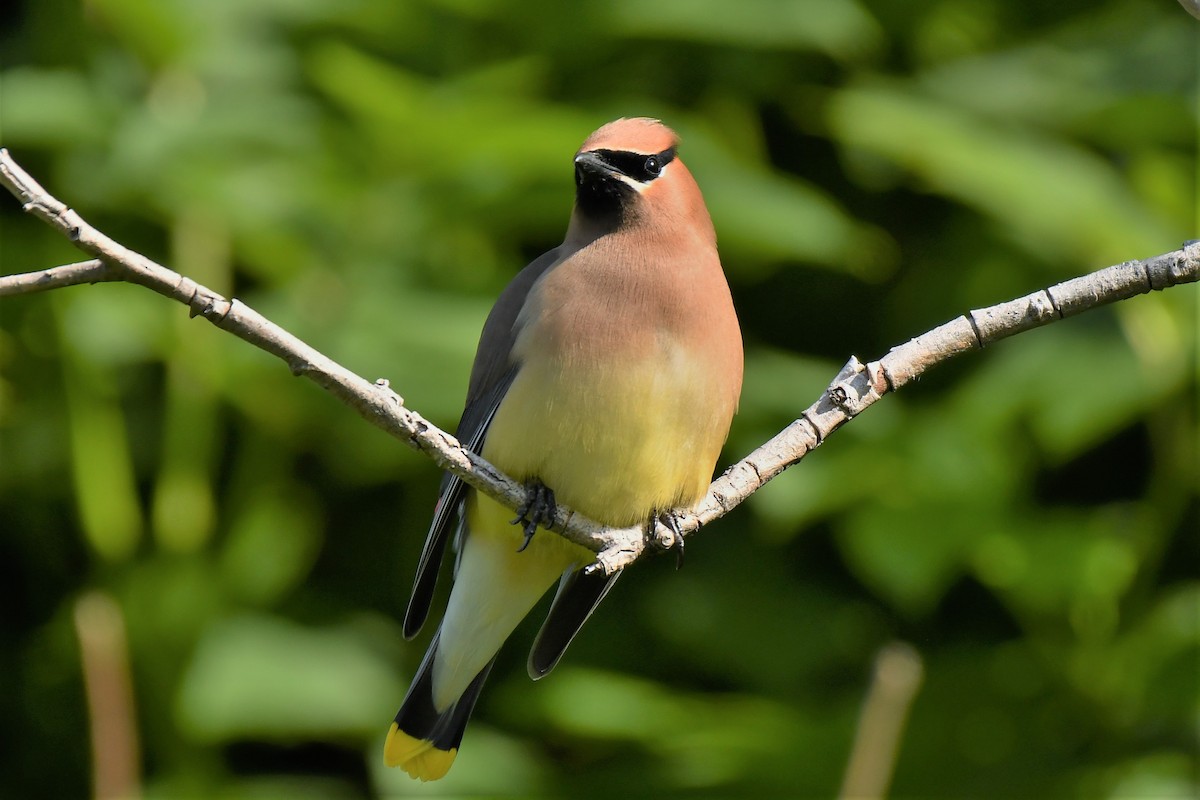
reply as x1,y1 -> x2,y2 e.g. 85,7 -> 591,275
798,411 -> 824,446
374,378 -> 405,406
829,384 -> 851,411
1042,286 -> 1065,318
876,360 -> 898,393
1148,245 -> 1199,290
745,458 -> 763,484
406,418 -> 431,451
188,297 -> 214,319
1039,289 -> 1062,320
964,311 -> 986,348
834,356 -> 864,383
865,360 -> 892,394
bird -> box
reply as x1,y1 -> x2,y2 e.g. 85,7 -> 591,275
384,117 -> 743,781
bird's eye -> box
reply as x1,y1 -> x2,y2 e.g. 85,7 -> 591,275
643,155 -> 661,177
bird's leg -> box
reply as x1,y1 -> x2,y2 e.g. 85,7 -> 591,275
511,479 -> 556,552
649,510 -> 686,570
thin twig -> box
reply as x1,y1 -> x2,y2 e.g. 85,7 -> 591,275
0,258 -> 117,294
74,592 -> 142,800
838,642 -> 924,800
2,147 -> 1197,574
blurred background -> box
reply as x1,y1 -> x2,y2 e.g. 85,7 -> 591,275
1,1 -> 1196,797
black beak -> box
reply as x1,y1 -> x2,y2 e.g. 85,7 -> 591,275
574,151 -> 614,186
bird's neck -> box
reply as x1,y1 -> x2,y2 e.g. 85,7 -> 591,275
563,206 -> 622,249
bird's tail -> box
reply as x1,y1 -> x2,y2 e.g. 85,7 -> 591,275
385,633 -> 496,782
529,567 -> 623,678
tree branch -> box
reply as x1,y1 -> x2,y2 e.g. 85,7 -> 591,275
2,147 -> 1197,575
0,258 -> 118,293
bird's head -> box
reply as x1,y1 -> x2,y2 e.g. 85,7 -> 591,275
567,118 -> 715,245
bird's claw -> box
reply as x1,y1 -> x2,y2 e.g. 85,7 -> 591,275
511,480 -> 556,552
649,510 -> 686,569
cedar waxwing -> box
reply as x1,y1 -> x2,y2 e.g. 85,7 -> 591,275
385,117 -> 743,780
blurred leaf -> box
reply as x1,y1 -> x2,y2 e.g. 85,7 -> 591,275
57,298 -> 143,561
1097,753 -> 1198,800
177,614 -> 402,741
951,319 -> 1185,460
827,84 -> 1178,265
608,0 -> 884,60
693,132 -> 898,279
219,486 -> 321,606
838,502 -> 979,615
0,69 -> 108,147
88,0 -> 190,66
525,667 -> 817,791
146,774 -> 363,800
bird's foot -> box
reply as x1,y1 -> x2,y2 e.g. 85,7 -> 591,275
511,480 -> 556,552
649,510 -> 686,570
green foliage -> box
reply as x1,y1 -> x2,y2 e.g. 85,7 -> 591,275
178,615 -> 403,741
0,0 -> 1195,797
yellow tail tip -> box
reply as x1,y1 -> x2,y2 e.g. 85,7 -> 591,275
384,722 -> 457,781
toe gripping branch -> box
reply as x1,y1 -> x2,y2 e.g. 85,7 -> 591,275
511,480 -> 556,552
651,510 -> 686,570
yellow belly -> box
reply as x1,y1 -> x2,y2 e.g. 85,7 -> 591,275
481,338 -> 726,527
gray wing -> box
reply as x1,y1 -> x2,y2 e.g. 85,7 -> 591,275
401,374 -> 511,638
402,246 -> 565,639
